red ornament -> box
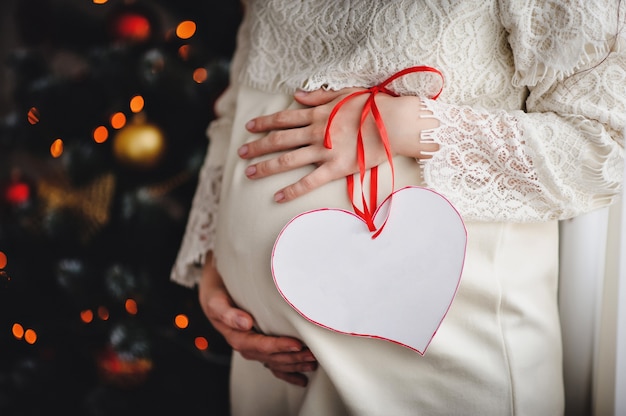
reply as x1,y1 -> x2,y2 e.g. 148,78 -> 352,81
97,346 -> 153,388
112,12 -> 151,42
5,182 -> 31,205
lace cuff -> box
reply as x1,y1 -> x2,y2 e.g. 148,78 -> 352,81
420,97 -> 624,222
169,161 -> 223,287
169,78 -> 238,287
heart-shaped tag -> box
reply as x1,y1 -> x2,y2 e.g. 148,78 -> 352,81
272,186 -> 466,354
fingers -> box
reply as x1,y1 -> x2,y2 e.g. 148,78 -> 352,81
228,330 -> 318,388
209,311 -> 311,361
239,339 -> 317,372
245,89 -> 362,135
265,352 -> 318,375
246,108 -> 312,133
270,370 -> 311,388
245,152 -> 340,202
272,166 -> 336,202
197,254 -> 317,388
244,145 -> 326,180
206,307 -> 316,370
234,331 -> 306,356
239,124 -> 324,160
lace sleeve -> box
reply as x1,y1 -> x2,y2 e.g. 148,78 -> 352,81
420,1 -> 625,222
169,88 -> 235,287
170,8 -> 251,287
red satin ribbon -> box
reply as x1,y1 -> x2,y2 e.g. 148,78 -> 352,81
323,66 -> 444,238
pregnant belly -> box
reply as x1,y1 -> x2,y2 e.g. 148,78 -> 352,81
218,157 -> 350,262
208,86 -> 420,333
219,152 -> 423,257
212,158 -> 354,333
218,154 -> 419,263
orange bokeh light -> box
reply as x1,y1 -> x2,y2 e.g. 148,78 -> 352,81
81,309 -> 94,323
50,138 -> 64,158
178,45 -> 190,60
125,298 -> 138,315
194,336 -> 209,351
176,20 -> 196,40
110,112 -> 127,129
27,107 -> 40,125
93,0 -> 108,4
98,306 -> 110,320
93,125 -> 109,143
130,95 -> 145,113
193,68 -> 208,83
12,323 -> 24,339
174,314 -> 189,329
24,329 -> 37,345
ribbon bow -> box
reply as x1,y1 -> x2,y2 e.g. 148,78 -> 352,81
323,66 -> 444,238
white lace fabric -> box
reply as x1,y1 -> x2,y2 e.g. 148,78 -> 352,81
169,88 -> 235,286
171,0 -> 625,286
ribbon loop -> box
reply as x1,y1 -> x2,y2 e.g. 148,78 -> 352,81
324,66 -> 444,238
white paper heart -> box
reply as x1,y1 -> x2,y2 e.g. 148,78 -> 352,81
272,186 -> 467,355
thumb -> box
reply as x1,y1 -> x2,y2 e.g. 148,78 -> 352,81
206,290 -> 254,331
225,308 -> 255,331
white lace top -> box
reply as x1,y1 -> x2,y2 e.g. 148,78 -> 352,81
172,0 -> 625,286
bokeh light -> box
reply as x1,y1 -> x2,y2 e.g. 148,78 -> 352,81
110,112 -> 127,129
93,125 -> 109,143
5,182 -> 30,205
193,68 -> 208,83
50,138 -> 64,158
81,309 -> 94,323
194,336 -> 209,351
27,107 -> 40,124
114,13 -> 151,42
12,323 -> 24,339
0,251 -> 7,269
174,314 -> 189,329
98,306 -> 110,320
24,329 -> 37,345
125,298 -> 138,315
130,95 -> 145,113
178,45 -> 190,60
176,20 -> 196,40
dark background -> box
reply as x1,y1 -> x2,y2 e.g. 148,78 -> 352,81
0,0 -> 242,414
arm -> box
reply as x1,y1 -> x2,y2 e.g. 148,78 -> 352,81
170,86 -> 235,287
170,86 -> 318,387
240,2 -> 625,221
419,0 -> 625,221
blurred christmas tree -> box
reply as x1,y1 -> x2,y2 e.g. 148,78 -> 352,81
0,0 -> 240,414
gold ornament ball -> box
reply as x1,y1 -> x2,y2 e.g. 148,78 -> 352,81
113,122 -> 166,169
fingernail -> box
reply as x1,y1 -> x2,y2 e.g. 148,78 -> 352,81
289,346 -> 302,352
245,120 -> 255,130
245,165 -> 256,176
274,192 -> 285,202
238,145 -> 248,157
294,90 -> 309,97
